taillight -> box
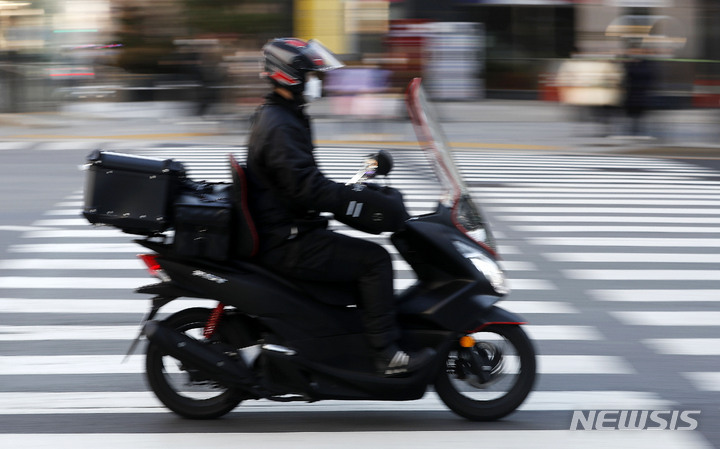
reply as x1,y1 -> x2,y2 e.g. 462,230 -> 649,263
137,254 -> 168,281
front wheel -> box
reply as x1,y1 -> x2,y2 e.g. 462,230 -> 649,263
145,307 -> 249,419
434,324 -> 536,421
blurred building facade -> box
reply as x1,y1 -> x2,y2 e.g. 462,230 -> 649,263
384,0 -> 709,103
0,0 -> 719,111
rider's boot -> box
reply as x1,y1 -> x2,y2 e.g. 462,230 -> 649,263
375,345 -> 435,377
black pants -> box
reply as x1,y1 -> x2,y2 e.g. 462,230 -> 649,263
258,228 -> 399,350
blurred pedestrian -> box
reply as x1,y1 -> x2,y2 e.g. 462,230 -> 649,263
622,46 -> 657,137
556,49 -> 623,137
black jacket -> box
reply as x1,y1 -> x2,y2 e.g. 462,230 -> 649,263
246,92 -> 409,251
245,92 -> 346,250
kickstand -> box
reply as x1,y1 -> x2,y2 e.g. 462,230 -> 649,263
122,296 -> 174,362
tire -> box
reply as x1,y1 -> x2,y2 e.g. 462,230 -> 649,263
145,307 -> 250,419
434,324 -> 536,421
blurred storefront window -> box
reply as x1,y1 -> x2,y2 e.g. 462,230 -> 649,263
396,0 -> 576,98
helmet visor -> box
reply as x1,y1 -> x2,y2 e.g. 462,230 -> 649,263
306,39 -> 345,72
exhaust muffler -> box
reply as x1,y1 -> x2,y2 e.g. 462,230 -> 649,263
144,320 -> 257,389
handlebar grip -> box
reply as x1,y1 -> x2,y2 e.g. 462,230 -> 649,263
333,184 -> 409,234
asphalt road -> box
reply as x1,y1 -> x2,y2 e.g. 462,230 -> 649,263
1,141 -> 719,448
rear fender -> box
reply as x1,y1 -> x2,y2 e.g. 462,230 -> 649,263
135,281 -> 205,298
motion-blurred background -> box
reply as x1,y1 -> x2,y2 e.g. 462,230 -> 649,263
0,0 -> 716,129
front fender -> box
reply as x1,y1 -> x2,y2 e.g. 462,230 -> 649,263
465,305 -> 527,333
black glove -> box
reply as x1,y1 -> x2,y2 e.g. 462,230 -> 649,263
332,183 -> 409,234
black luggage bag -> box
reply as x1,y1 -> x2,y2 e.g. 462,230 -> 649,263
83,150 -> 186,235
173,182 -> 234,261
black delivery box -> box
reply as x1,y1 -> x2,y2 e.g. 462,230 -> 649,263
83,150 -> 186,235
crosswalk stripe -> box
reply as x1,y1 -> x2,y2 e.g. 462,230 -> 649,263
480,191 -> 720,198
0,226 -> 55,232
524,325 -> 603,341
537,355 -> 635,374
499,261 -> 537,271
9,243 -> 140,252
548,254 -> 720,263
503,301 -> 578,314
644,339 -> 720,355
32,218 -> 91,226
0,298 -> 210,314
499,216 -> 720,224
3,431 -> 713,449
589,290 -> 720,302
55,201 -> 83,207
487,198 -> 720,206
528,237 -> 720,247
22,229 -> 131,238
0,277 -> 150,289
0,276 -> 424,291
682,372 -> 720,392
0,324 -> 598,341
392,258 -> 534,272
0,276 -> 551,291
0,259 -> 145,270
0,325 -> 140,341
43,209 -> 85,216
0,390 -> 674,415
563,270 -> 720,281
513,225 -> 720,233
468,177 -> 720,185
490,207 -> 720,215
463,167 -> 707,175
0,298 -> 575,315
506,279 -> 557,290
0,354 -> 636,375
496,182 -> 720,190
610,311 -> 720,326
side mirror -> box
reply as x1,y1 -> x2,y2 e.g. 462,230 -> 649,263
347,150 -> 394,185
373,150 -> 393,177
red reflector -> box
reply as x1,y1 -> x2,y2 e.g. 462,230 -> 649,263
468,322 -> 527,333
138,254 -> 161,275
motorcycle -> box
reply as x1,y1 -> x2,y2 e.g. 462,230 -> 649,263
84,78 -> 536,421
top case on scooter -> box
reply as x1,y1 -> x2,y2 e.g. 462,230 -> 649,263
83,150 -> 186,235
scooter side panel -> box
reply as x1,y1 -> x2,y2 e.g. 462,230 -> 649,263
391,216 -> 523,332
397,280 -> 509,331
157,258 -> 365,340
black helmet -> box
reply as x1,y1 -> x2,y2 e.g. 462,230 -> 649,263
262,38 -> 344,94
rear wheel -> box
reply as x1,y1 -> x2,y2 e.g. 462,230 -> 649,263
434,325 -> 536,421
145,307 -> 250,419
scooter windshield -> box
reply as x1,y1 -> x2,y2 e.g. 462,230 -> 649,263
406,78 -> 497,254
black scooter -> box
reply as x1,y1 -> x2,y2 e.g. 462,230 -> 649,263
93,79 -> 536,421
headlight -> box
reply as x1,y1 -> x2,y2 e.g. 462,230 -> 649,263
452,240 -> 510,295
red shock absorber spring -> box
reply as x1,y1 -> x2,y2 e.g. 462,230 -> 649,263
203,303 -> 226,339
